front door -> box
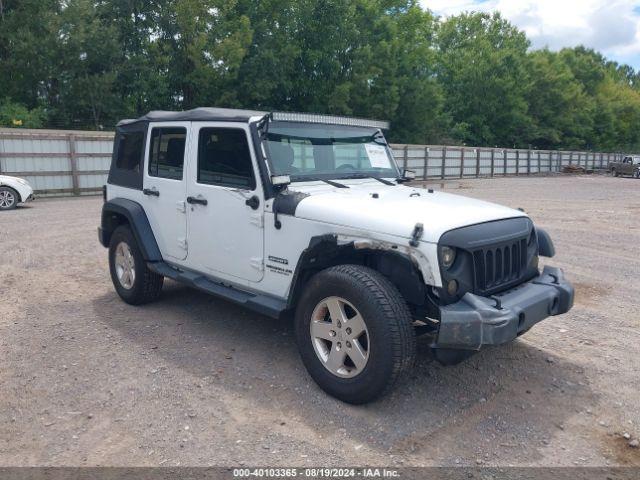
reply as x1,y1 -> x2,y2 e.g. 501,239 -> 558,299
185,123 -> 264,283
142,123 -> 189,260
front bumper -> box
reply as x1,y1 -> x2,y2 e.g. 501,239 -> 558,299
435,266 -> 574,350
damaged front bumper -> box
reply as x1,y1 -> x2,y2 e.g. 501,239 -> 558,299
434,266 -> 574,350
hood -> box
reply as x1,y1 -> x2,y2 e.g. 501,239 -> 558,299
289,180 -> 527,243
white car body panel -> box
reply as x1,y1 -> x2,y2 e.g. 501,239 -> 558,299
287,179 -> 527,243
0,174 -> 34,204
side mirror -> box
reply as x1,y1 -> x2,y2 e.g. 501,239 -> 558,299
403,169 -> 416,180
271,174 -> 291,187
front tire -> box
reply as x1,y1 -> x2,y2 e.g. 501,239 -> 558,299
295,265 -> 416,404
0,186 -> 18,210
108,225 -> 163,305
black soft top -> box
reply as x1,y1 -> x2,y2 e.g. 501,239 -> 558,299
117,107 -> 268,126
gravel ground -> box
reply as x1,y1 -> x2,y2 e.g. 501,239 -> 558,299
0,175 -> 639,467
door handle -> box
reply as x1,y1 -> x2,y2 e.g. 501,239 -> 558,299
245,195 -> 260,210
143,188 -> 160,197
187,196 -> 208,206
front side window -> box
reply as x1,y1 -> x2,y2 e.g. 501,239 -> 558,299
115,132 -> 145,172
148,127 -> 186,180
197,128 -> 256,189
264,122 -> 399,182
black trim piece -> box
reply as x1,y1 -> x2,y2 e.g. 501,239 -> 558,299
250,122 -> 275,200
148,262 -> 286,318
535,228 -> 556,257
273,190 -> 310,216
99,198 -> 162,262
321,179 -> 349,189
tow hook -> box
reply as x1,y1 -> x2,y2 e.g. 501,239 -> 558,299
409,223 -> 424,247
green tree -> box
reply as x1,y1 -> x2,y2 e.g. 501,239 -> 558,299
0,99 -> 45,128
154,0 -> 252,109
436,12 -> 532,147
526,50 -> 593,149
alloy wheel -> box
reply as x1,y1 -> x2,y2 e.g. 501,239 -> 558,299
310,296 -> 370,378
0,190 -> 16,208
114,241 -> 136,289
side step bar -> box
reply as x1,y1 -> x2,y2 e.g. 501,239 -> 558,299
148,261 -> 287,318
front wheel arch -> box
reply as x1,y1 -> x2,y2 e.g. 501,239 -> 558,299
287,235 -> 429,313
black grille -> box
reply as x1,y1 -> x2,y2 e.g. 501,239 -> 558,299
472,237 -> 528,293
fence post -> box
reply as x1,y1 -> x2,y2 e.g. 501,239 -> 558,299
503,149 -> 507,176
537,151 -> 541,174
526,150 -> 531,175
459,149 -> 464,178
490,148 -> 495,177
423,146 -> 429,180
403,145 -> 408,172
68,134 -> 80,196
515,150 -> 520,176
475,148 -> 481,177
441,146 -> 446,179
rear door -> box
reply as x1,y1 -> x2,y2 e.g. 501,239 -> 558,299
142,123 -> 190,261
184,122 -> 264,283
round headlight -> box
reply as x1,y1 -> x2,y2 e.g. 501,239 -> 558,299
440,246 -> 457,269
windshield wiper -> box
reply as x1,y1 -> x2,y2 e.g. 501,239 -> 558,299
339,174 -> 396,186
321,179 -> 349,188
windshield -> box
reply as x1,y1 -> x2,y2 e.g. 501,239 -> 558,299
263,121 -> 399,181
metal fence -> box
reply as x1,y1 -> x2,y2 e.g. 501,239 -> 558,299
0,128 -> 113,196
0,128 -> 626,197
389,145 -> 624,179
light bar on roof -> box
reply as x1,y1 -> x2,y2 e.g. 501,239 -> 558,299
271,111 -> 390,130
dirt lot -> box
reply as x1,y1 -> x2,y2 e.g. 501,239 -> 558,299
1,175 -> 639,467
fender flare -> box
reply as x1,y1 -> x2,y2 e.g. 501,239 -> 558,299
536,228 -> 555,258
99,198 -> 162,262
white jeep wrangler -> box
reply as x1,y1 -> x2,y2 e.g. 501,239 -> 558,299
99,108 -> 574,404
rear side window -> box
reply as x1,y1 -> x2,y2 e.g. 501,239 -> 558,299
197,128 -> 255,189
149,127 -> 186,180
115,132 -> 145,172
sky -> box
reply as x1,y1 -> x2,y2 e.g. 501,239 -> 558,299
420,0 -> 640,69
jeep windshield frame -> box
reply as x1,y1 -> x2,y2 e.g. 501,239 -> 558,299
261,121 -> 400,183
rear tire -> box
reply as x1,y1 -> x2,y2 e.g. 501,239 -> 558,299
295,265 -> 416,404
611,168 -> 618,177
0,186 -> 18,210
108,225 -> 163,305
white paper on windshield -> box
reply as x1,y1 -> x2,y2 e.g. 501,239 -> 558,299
364,144 -> 391,169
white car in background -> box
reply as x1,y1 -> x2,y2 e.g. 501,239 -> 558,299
0,175 -> 35,210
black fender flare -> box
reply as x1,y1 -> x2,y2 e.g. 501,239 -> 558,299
536,228 -> 555,258
99,198 -> 162,262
